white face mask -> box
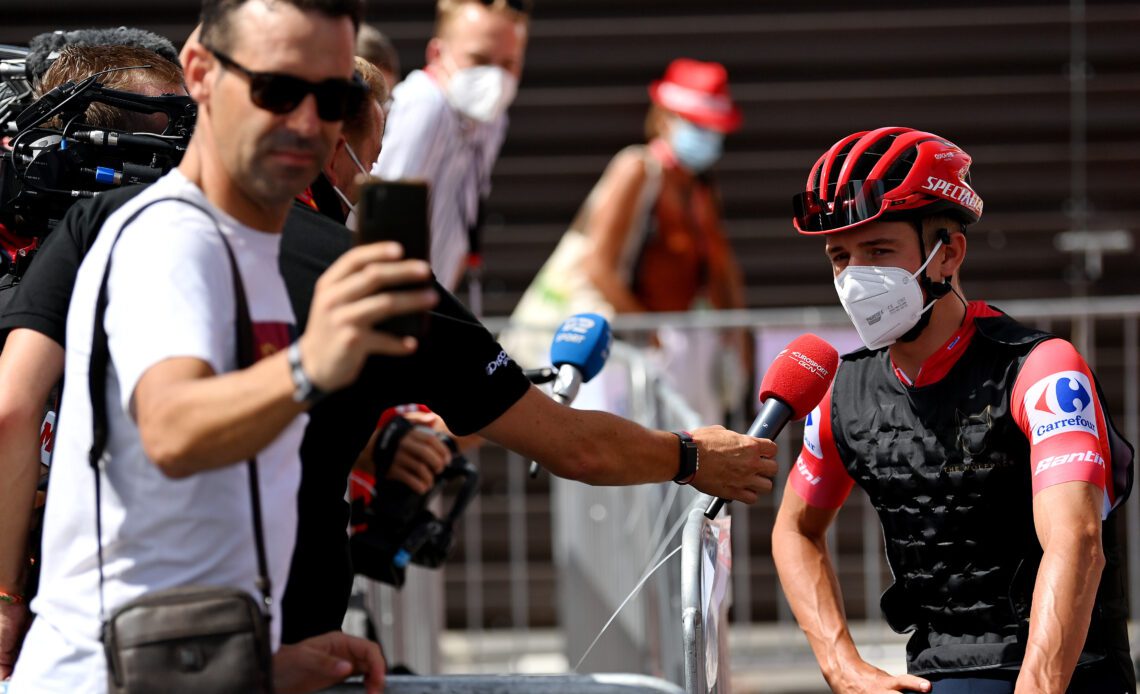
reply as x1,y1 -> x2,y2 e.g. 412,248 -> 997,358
444,62 -> 518,123
833,239 -> 945,350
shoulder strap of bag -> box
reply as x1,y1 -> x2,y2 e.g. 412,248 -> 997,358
87,196 -> 273,622
613,145 -> 663,284
569,144 -> 660,232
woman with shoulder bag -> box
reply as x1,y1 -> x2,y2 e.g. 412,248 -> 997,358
506,59 -> 751,421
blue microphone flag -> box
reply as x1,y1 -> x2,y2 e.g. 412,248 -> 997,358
549,313 -> 612,383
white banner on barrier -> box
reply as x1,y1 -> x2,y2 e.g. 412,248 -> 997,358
701,517 -> 732,693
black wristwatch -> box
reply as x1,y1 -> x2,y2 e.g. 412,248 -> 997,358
671,430 -> 699,485
288,341 -> 326,405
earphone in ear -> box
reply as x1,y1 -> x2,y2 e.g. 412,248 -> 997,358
924,228 -> 954,299
927,277 -> 953,299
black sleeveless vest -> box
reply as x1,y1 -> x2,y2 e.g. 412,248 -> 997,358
831,311 -> 1134,681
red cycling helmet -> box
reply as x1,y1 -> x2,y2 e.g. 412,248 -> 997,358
792,126 -> 983,235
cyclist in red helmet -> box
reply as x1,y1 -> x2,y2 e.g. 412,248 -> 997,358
772,127 -> 1135,693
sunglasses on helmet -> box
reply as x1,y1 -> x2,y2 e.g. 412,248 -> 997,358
792,179 -> 888,234
208,47 -> 367,122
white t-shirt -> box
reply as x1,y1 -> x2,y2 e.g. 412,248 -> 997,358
11,170 -> 307,692
372,69 -> 508,291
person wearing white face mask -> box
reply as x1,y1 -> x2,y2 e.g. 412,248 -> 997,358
372,0 -> 529,293
772,127 -> 1135,694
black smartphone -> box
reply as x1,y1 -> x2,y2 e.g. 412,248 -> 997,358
355,180 -> 432,338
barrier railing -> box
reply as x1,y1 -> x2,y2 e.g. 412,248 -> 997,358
680,494 -> 732,694
554,341 -> 705,684
320,673 -> 686,693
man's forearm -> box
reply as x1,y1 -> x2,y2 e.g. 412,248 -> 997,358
1016,531 -> 1103,693
529,405 -> 675,485
135,351 -> 305,478
772,520 -> 862,684
0,329 -> 63,594
481,387 -> 674,485
0,422 -> 38,593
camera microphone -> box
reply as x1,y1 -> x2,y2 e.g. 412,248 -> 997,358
81,162 -> 165,186
705,333 -> 839,519
70,129 -> 179,151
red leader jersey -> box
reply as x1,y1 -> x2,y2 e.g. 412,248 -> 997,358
791,301 -> 1120,517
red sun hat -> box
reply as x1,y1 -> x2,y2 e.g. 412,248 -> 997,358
649,58 -> 743,134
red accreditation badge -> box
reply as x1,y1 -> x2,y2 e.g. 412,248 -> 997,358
253,322 -> 296,361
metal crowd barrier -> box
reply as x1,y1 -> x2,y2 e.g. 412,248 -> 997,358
681,494 -> 732,694
554,341 -> 729,691
553,343 -> 694,680
321,673 -> 686,693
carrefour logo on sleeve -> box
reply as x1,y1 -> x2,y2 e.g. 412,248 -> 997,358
802,405 -> 823,459
1024,370 -> 1098,444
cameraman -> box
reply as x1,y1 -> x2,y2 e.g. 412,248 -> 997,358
0,43 -> 186,680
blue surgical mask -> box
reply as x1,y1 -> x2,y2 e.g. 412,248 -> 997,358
669,118 -> 724,173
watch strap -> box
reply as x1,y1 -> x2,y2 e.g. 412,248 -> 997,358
671,430 -> 699,485
288,341 -> 325,404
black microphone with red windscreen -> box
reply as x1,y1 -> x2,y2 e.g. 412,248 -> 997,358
704,334 -> 839,519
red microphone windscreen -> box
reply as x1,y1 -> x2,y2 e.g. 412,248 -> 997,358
758,334 -> 839,419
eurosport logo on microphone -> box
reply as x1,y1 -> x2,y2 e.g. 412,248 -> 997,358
1023,370 -> 1098,444
776,349 -> 832,380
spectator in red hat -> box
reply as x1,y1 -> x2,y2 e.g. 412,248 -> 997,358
509,58 -> 750,422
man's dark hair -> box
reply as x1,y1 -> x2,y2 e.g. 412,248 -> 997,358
200,0 -> 364,52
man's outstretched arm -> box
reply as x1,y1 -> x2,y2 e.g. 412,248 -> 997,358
478,386 -> 777,502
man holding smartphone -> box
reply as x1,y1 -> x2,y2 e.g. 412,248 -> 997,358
9,1 -> 425,690
4,6 -> 781,671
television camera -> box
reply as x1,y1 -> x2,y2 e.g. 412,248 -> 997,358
1,44 -> 195,255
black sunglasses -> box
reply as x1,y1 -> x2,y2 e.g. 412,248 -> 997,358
208,47 -> 367,122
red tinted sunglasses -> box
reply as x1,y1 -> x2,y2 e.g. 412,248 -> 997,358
792,179 -> 888,234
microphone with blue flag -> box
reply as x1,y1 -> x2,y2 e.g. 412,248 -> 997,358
549,313 -> 613,404
529,313 -> 613,476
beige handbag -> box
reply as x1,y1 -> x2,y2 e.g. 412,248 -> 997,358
502,145 -> 662,366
